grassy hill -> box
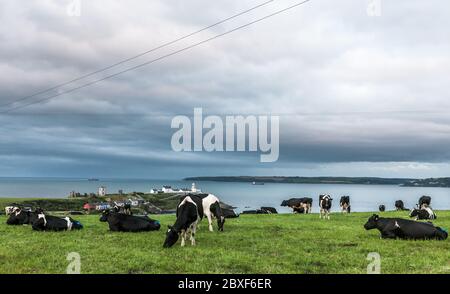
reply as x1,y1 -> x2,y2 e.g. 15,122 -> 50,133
0,211 -> 449,274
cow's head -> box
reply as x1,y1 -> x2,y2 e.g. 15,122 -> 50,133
163,225 -> 179,248
378,205 -> 385,212
280,200 -> 288,207
364,214 -> 379,230
409,209 -> 420,218
99,210 -> 111,222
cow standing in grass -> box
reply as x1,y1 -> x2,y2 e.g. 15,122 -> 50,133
163,196 -> 200,248
339,196 -> 351,213
281,197 -> 313,214
319,194 -> 332,220
197,194 -> 226,232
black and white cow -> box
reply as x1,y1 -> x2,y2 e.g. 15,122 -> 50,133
339,196 -> 351,213
32,214 -> 83,231
410,207 -> 437,220
319,194 -> 332,219
163,196 -> 200,248
194,194 -> 226,232
281,197 -> 313,214
395,200 -> 408,211
260,207 -> 278,214
6,208 -> 41,225
418,196 -> 431,209
113,203 -> 133,215
364,214 -> 447,240
379,205 -> 386,212
100,210 -> 160,232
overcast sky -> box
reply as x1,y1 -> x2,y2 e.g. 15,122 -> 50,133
0,0 -> 450,179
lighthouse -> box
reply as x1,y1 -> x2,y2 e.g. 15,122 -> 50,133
191,182 -> 197,193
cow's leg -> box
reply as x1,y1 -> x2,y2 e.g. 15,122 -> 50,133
190,222 -> 197,246
205,210 -> 213,232
181,229 -> 186,247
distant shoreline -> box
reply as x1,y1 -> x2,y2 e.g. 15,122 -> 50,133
184,176 -> 450,188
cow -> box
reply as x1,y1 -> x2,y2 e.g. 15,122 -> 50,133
260,207 -> 278,214
418,196 -> 431,209
32,214 -> 83,231
99,210 -> 160,232
339,196 -> 351,213
221,207 -> 239,218
6,208 -> 42,225
395,200 -> 408,211
163,196 -> 200,248
5,205 -> 20,216
364,214 -> 447,240
281,197 -> 313,214
319,194 -> 332,219
410,207 -> 437,220
113,203 -> 133,215
379,205 -> 386,212
191,194 -> 226,232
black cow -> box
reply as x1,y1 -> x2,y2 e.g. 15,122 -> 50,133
418,196 -> 431,209
410,207 -> 437,220
319,194 -> 332,219
163,196 -> 200,248
281,197 -> 313,214
32,214 -> 83,231
6,208 -> 42,225
379,205 -> 386,212
364,214 -> 447,240
339,196 -> 351,213
221,207 -> 239,218
260,207 -> 278,214
100,210 -> 160,232
395,200 -> 408,211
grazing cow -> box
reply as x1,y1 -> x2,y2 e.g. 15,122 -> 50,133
319,194 -> 332,219
260,207 -> 278,214
364,214 -> 447,240
192,194 -> 226,232
339,196 -> 351,213
410,207 -> 437,220
395,200 -> 408,211
418,196 -> 431,209
32,214 -> 83,231
100,210 -> 160,232
6,208 -> 42,225
379,205 -> 386,212
163,196 -> 200,248
281,197 -> 313,214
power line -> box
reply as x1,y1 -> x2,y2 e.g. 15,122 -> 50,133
0,0 -> 312,114
0,0 -> 274,109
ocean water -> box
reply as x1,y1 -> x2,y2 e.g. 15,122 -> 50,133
0,177 -> 449,213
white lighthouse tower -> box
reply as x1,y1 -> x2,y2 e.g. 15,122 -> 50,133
191,182 -> 197,193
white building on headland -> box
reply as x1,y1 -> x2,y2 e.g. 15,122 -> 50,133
98,186 -> 106,197
150,183 -> 201,194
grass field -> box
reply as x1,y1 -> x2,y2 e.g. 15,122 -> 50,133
0,211 -> 449,274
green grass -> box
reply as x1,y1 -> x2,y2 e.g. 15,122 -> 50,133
0,211 -> 449,274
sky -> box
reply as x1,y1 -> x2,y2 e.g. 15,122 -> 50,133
0,0 -> 450,179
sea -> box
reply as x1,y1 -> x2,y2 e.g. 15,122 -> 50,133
0,177 -> 449,213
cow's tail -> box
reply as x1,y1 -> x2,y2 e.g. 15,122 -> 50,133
436,227 -> 448,240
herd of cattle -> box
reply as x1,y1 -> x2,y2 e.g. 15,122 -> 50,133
3,194 -> 448,247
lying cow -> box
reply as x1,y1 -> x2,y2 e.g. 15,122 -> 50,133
410,207 -> 437,220
6,208 -> 41,225
113,203 -> 133,215
364,214 -> 447,240
5,205 -> 20,216
164,196 -> 200,248
32,214 -> 83,231
379,205 -> 386,212
395,200 -> 408,211
281,197 -> 313,214
261,207 -> 278,214
418,196 -> 431,209
319,194 -> 332,219
339,196 -> 351,213
100,210 -> 160,232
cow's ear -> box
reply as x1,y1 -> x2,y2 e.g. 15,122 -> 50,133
374,214 -> 379,220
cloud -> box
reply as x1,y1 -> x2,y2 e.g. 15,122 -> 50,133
0,0 -> 450,177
